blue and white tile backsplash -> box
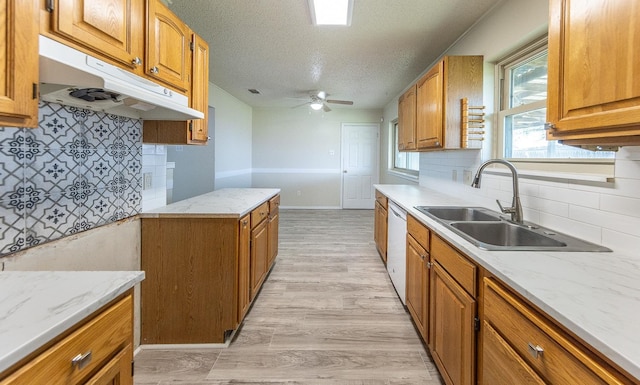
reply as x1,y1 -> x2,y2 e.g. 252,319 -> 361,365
0,101 -> 142,256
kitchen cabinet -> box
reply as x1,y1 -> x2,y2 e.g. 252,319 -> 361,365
429,234 -> 477,385
140,193 -> 279,344
415,56 -> 483,150
238,214 -> 251,323
250,202 -> 270,300
40,0 -> 145,76
397,85 -> 417,151
374,190 -> 388,263
142,31 -> 210,145
146,0 -> 191,94
268,195 -> 280,268
482,277 -> 634,385
546,0 -> 640,148
0,0 -> 39,128
406,214 -> 430,341
0,293 -> 133,385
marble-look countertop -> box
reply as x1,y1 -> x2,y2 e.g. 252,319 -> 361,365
375,184 -> 640,380
140,188 -> 281,218
0,271 -> 145,374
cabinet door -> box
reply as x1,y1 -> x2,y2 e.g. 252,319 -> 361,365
268,211 -> 279,268
547,0 -> 640,143
481,320 -> 545,385
0,0 -> 39,128
84,344 -> 133,385
398,85 -> 417,151
429,262 -> 476,385
406,235 -> 428,340
49,0 -> 145,75
146,0 -> 191,93
237,215 -> 251,323
374,202 -> 388,263
416,61 -> 444,149
188,33 -> 210,144
250,219 -> 269,300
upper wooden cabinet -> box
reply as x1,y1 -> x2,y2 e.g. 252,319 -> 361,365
146,0 -> 191,94
41,0 -> 146,76
546,0 -> 640,147
416,56 -> 483,150
398,85 -> 417,151
0,0 -> 39,128
142,32 -> 210,145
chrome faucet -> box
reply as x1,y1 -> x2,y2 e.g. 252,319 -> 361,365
471,159 -> 523,224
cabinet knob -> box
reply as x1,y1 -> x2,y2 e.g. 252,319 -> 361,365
71,351 -> 93,370
527,343 -> 544,359
544,122 -> 555,131
150,66 -> 159,74
132,57 -> 142,66
426,261 -> 432,268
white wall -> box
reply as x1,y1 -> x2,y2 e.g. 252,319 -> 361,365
380,0 -> 640,256
213,84 -> 253,189
252,107 -> 383,207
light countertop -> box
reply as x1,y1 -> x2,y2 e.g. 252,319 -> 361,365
140,188 -> 280,218
375,184 -> 640,381
0,271 -> 145,374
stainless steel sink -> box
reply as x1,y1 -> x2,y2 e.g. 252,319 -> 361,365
450,222 -> 566,248
414,206 -> 611,252
415,206 -> 501,222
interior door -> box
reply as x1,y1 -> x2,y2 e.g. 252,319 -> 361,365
341,123 -> 379,209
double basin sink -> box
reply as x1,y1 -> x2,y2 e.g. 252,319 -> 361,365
414,206 -> 611,252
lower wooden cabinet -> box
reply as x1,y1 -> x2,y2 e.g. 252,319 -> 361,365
141,194 -> 279,344
482,277 -> 633,385
374,190 -> 388,263
406,214 -> 430,341
268,195 -> 280,267
0,294 -> 133,385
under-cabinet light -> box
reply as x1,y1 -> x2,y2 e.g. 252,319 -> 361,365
308,0 -> 353,26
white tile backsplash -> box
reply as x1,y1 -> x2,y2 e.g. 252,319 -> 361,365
141,144 -> 168,211
418,147 -> 640,256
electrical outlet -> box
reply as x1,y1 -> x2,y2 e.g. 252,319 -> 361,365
143,173 -> 153,190
463,170 -> 472,184
452,169 -> 458,181
296,190 -> 302,196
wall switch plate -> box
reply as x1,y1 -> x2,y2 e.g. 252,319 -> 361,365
143,172 -> 153,190
463,170 -> 472,184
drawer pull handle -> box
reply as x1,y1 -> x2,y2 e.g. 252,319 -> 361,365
528,343 -> 544,359
71,351 -> 93,370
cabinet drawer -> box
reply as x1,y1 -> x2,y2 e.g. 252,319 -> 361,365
269,195 -> 280,214
407,214 -> 429,250
484,278 -> 626,385
1,295 -> 132,385
375,190 -> 388,208
251,202 -> 269,228
431,235 -> 476,297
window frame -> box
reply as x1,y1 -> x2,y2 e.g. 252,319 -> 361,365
389,120 -> 419,179
494,36 -> 614,171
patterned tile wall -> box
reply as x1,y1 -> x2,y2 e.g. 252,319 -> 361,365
0,101 -> 142,256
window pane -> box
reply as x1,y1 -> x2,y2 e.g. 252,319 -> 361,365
510,52 -> 548,108
392,123 -> 419,172
505,108 -> 615,159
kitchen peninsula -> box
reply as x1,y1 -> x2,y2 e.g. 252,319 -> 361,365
139,188 -> 280,345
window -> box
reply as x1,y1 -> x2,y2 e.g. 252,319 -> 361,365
391,121 -> 419,175
497,38 -> 614,163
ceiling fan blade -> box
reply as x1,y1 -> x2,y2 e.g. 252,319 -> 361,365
326,99 -> 353,105
322,103 -> 332,112
292,101 -> 311,108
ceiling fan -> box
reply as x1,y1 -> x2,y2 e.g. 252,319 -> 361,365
294,91 -> 353,112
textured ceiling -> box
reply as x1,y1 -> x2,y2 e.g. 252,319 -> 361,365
168,0 -> 503,110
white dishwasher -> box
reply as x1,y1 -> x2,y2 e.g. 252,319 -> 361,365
386,201 -> 407,305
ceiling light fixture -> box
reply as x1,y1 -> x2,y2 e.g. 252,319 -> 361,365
308,0 -> 353,26
310,101 -> 324,110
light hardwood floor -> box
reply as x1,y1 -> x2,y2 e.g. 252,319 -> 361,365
134,209 -> 444,384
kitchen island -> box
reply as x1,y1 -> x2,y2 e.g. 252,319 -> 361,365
375,184 -> 640,383
139,188 -> 280,345
0,271 -> 144,382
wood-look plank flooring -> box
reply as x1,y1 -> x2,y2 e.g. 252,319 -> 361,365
134,209 -> 444,385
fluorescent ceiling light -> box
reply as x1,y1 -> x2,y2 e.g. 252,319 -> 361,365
309,0 -> 353,26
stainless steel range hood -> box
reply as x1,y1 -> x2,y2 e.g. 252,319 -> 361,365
38,36 -> 204,121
